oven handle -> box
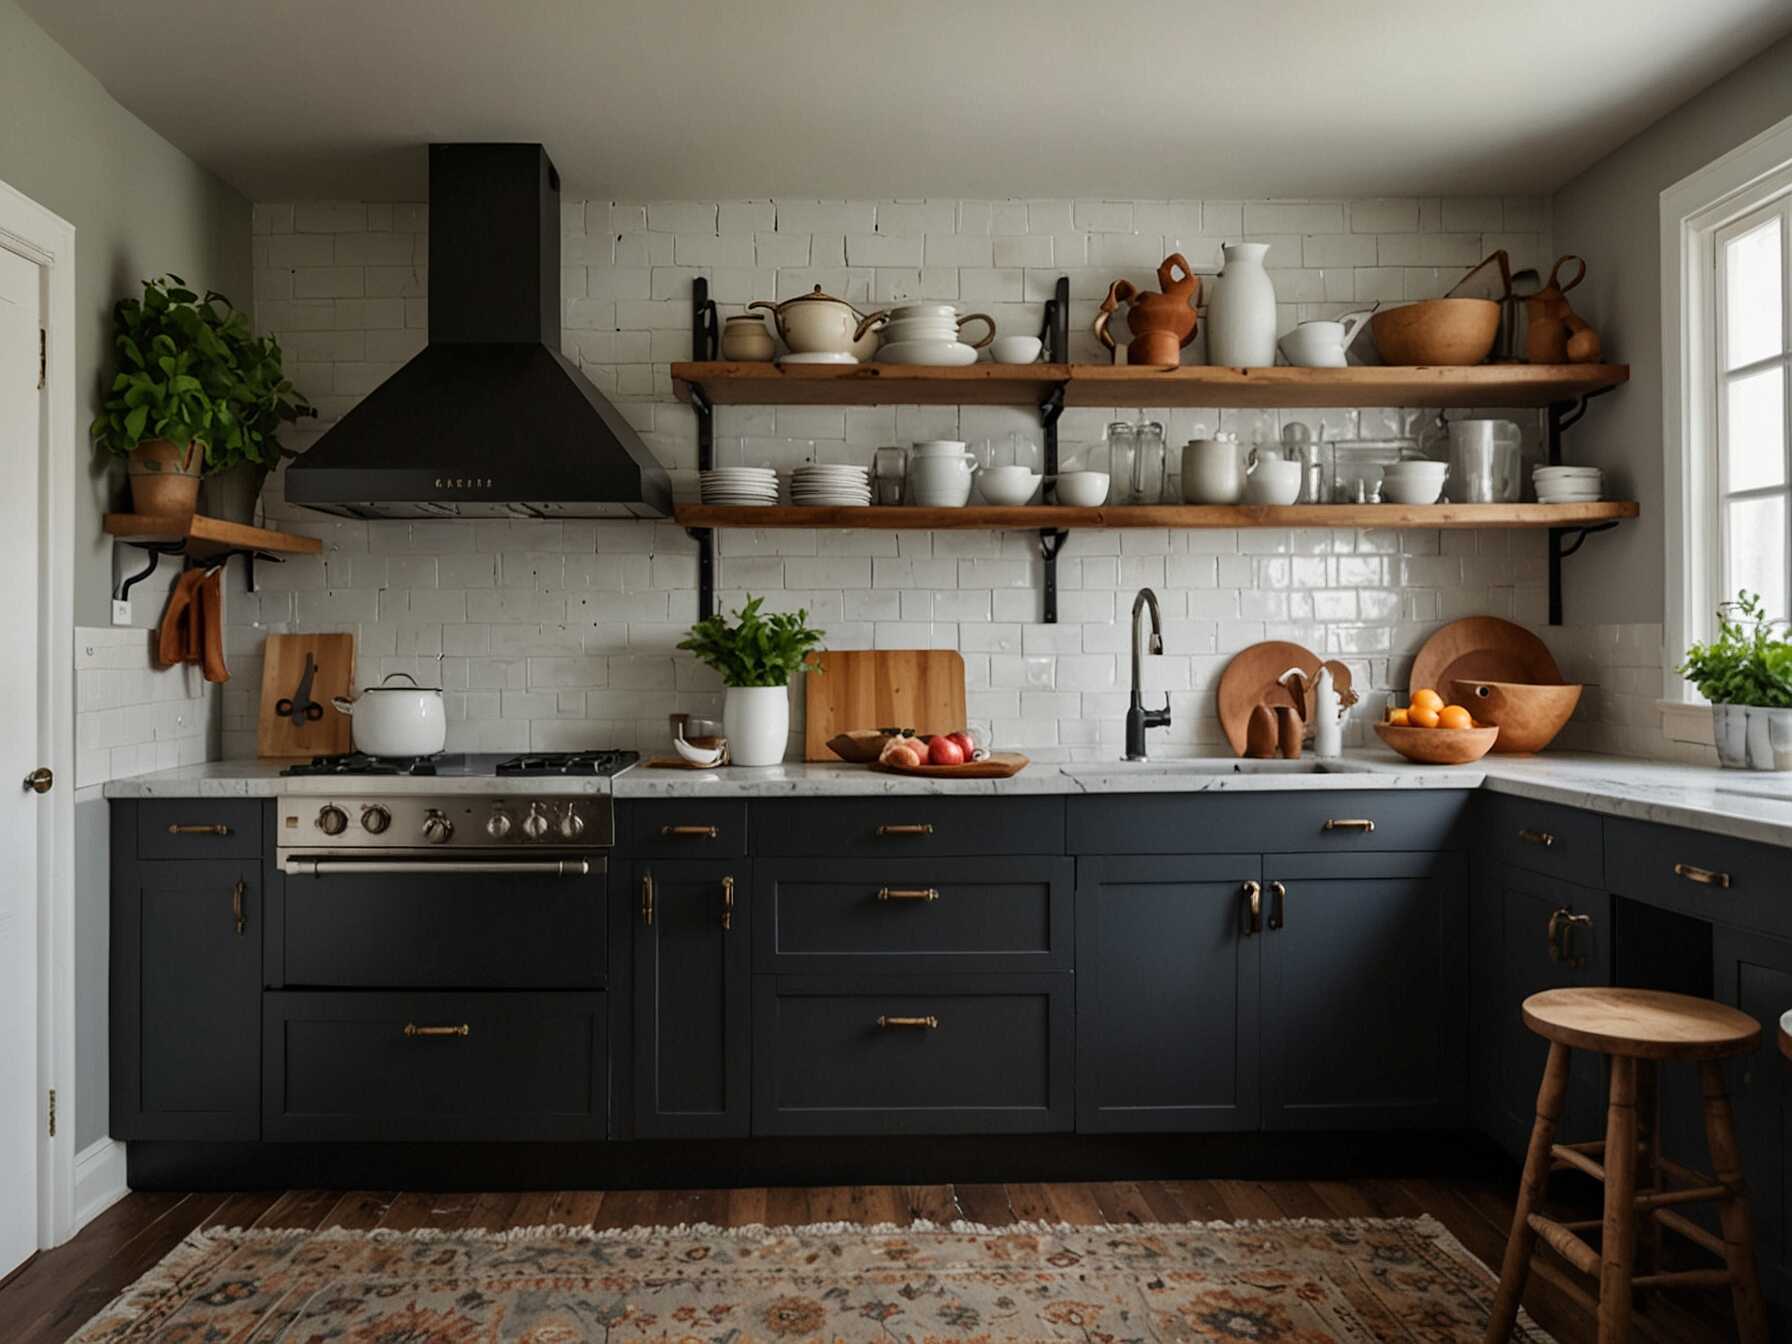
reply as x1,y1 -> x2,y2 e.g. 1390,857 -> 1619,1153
282,857 -> 600,877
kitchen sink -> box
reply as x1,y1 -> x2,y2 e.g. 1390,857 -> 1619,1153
1059,759 -> 1373,777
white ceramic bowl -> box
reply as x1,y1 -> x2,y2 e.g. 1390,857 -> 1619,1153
879,318 -> 962,344
1053,471 -> 1110,507
1383,479 -> 1446,504
978,466 -> 1041,506
878,340 -> 978,366
989,336 -> 1043,364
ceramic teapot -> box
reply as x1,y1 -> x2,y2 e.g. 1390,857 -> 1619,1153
749,286 -> 884,359
1093,253 -> 1200,366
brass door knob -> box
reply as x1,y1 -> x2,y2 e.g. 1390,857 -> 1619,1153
22,767 -> 52,794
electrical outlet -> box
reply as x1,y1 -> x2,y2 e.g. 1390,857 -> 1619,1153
112,598 -> 131,626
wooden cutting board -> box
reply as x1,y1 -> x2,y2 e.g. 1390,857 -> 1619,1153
257,633 -> 355,758
803,650 -> 966,761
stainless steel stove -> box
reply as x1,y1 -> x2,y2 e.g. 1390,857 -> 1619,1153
282,750 -> 639,778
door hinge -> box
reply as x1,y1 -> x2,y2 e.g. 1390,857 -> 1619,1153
38,329 -> 46,390
47,1087 -> 55,1137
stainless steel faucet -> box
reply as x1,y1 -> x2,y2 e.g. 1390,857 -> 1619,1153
1125,587 -> 1171,760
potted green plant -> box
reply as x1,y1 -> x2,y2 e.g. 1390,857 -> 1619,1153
1676,590 -> 1792,770
200,317 -> 315,524
677,596 -> 825,765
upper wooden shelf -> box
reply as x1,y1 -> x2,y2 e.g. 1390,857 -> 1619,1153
671,362 -> 1631,409
103,512 -> 323,558
674,501 -> 1640,532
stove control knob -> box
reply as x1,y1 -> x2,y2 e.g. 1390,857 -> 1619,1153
522,804 -> 550,841
485,810 -> 513,840
558,808 -> 586,840
316,804 -> 349,836
361,804 -> 392,834
422,809 -> 454,844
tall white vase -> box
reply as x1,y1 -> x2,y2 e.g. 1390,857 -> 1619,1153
1206,243 -> 1277,367
724,685 -> 789,766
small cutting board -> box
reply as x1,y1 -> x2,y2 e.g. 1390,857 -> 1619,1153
257,633 -> 355,758
803,649 -> 967,762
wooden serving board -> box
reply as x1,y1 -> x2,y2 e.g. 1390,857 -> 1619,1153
257,633 -> 355,758
870,752 -> 1029,779
803,649 -> 966,761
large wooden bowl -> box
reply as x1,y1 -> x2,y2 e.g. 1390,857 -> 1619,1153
1370,299 -> 1500,365
1375,721 -> 1500,764
1454,680 -> 1582,754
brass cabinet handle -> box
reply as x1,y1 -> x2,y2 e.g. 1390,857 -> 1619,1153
660,824 -> 718,839
1547,907 -> 1593,968
721,874 -> 735,931
403,1023 -> 470,1038
877,1015 -> 939,1029
878,887 -> 939,902
1268,880 -> 1286,931
231,878 -> 246,936
1674,862 -> 1731,890
877,823 -> 934,837
168,823 -> 232,836
1518,829 -> 1555,847
1323,818 -> 1375,833
1240,880 -> 1262,937
641,871 -> 655,926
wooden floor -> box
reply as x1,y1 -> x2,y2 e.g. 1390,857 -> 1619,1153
0,1178 -> 1737,1343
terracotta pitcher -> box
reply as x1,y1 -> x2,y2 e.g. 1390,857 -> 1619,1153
1524,255 -> 1602,364
1093,253 -> 1201,366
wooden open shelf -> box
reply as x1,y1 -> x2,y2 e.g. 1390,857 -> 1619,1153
674,501 -> 1640,532
103,512 -> 323,558
672,362 -> 1631,409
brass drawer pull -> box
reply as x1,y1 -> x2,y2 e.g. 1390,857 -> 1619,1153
878,887 -> 939,902
1268,880 -> 1286,931
641,871 -> 655,926
877,823 -> 935,837
1240,880 -> 1262,937
1674,862 -> 1731,890
168,823 -> 232,836
721,874 -> 735,931
403,1023 -> 469,1038
1323,818 -> 1375,833
877,1015 -> 939,1029
1518,829 -> 1555,847
1547,907 -> 1593,967
231,878 -> 246,937
660,824 -> 718,839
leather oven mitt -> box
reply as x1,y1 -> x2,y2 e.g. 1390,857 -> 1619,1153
196,566 -> 230,683
155,568 -> 205,669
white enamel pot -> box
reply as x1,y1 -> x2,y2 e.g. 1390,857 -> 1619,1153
331,672 -> 447,757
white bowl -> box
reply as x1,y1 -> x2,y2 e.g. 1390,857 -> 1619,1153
988,336 -> 1043,364
978,467 -> 1041,506
1383,480 -> 1445,504
1053,471 -> 1110,507
1382,461 -> 1449,476
674,736 -> 726,767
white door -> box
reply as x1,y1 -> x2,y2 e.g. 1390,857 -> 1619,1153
0,245 -> 42,1279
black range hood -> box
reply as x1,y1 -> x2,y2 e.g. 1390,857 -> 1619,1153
284,144 -> 671,519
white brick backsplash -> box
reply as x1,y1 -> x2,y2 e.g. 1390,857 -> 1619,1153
774,199 -> 876,234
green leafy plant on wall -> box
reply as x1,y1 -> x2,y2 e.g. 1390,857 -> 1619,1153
677,596 -> 825,688
1677,590 -> 1792,708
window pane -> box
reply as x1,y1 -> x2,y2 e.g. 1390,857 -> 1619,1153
1725,216 -> 1784,369
1725,365 -> 1787,492
1727,493 -> 1788,620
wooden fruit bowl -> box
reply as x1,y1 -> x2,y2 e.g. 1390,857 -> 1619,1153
870,752 -> 1029,779
1453,680 -> 1582,754
826,729 -> 902,763
1370,298 -> 1499,365
1374,721 -> 1500,765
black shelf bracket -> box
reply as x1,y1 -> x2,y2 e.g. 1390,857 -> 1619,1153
113,541 -> 283,603
113,542 -> 186,603
1039,528 -> 1070,624
1035,278 -> 1073,621
685,527 -> 715,621
688,278 -> 719,622
1544,386 -> 1619,625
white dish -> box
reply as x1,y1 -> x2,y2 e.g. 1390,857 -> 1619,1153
1052,471 -> 1110,507
777,351 -> 858,365
673,736 -> 726,767
988,336 -> 1044,364
978,468 -> 1042,506
877,340 -> 979,367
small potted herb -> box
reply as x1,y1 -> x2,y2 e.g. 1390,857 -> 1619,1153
1676,590 -> 1792,770
677,597 -> 825,766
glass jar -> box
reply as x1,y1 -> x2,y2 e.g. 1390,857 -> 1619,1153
1104,421 -> 1138,505
1131,417 -> 1167,504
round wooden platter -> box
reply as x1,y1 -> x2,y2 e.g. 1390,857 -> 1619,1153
869,752 -> 1030,779
1410,616 -> 1561,696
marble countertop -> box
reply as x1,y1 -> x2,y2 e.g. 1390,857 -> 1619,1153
101,750 -> 1792,849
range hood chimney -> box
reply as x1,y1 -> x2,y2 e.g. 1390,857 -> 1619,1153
283,144 -> 671,519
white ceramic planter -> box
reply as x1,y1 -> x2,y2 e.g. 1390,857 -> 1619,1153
1711,702 -> 1792,771
724,685 -> 789,766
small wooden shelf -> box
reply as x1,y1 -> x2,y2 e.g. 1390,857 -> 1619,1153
103,512 -> 323,558
674,501 -> 1640,532
672,362 -> 1631,409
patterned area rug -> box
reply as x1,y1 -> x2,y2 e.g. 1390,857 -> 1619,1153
69,1216 -> 1552,1342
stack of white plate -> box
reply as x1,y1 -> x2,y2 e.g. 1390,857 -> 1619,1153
700,467 -> 779,506
1534,465 -> 1603,503
791,464 -> 871,506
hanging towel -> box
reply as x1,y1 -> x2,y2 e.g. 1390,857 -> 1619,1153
155,568 -> 205,669
196,566 -> 229,683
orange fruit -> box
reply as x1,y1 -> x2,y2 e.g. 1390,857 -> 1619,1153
1437,704 -> 1474,731
1409,705 -> 1441,729
1386,707 -> 1410,726
1410,688 -> 1444,714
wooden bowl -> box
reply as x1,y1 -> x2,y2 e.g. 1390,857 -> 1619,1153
1370,299 -> 1500,365
825,729 -> 901,763
1453,680 -> 1582,754
1374,720 -> 1500,764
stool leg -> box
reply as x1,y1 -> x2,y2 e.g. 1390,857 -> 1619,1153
1699,1060 -> 1770,1344
1484,1041 -> 1571,1344
1634,1060 -> 1662,1285
1598,1055 -> 1637,1344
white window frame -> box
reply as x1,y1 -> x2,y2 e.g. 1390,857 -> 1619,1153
1662,110 -> 1792,720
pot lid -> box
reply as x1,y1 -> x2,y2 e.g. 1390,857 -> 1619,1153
776,285 -> 856,309
360,672 -> 442,694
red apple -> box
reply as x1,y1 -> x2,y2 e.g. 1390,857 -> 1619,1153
947,731 -> 976,758
928,735 -> 966,766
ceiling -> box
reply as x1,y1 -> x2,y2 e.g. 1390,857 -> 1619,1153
23,0 -> 1792,203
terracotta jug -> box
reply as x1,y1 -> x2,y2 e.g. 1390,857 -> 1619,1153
1524,255 -> 1602,364
1093,253 -> 1200,366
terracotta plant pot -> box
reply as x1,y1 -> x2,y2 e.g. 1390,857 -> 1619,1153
1374,720 -> 1500,764
1370,299 -> 1500,365
127,438 -> 203,514
201,460 -> 270,525
1453,680 -> 1583,754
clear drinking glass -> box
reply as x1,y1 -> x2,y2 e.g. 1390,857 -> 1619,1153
1105,421 -> 1138,504
1132,418 -> 1167,504
872,446 -> 907,505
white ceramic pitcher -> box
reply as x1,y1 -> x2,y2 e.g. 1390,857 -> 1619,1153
1206,243 -> 1277,367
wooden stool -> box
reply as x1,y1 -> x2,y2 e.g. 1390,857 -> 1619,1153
1483,987 -> 1769,1344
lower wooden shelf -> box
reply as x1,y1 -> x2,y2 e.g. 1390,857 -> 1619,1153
103,512 -> 323,557
673,501 -> 1640,531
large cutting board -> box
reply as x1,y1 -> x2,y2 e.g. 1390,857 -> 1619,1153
803,650 -> 966,762
257,633 -> 356,758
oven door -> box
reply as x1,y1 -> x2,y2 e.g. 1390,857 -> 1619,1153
274,851 -> 607,989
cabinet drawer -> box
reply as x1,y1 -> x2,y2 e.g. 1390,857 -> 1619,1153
627,801 -> 747,857
263,991 -> 608,1141
754,857 -> 1073,973
136,800 -> 263,860
1068,790 -> 1470,855
752,797 -> 1064,857
751,973 -> 1072,1134
1606,818 -> 1789,940
1480,793 -> 1604,889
